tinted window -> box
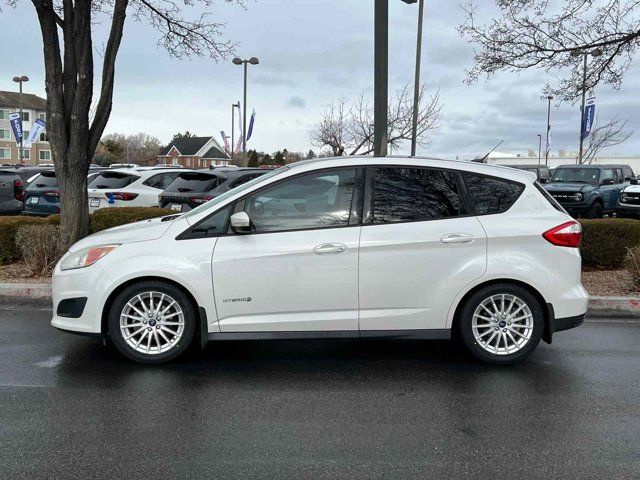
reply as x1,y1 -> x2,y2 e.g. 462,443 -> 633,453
462,172 -> 524,215
30,172 -> 58,188
622,166 -> 634,180
245,169 -> 356,233
188,206 -> 231,238
229,172 -> 266,189
143,172 -> 181,189
165,172 -> 222,193
551,168 -> 599,184
88,172 -> 137,189
371,167 -> 464,223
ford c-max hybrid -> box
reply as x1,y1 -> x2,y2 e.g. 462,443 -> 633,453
51,156 -> 588,364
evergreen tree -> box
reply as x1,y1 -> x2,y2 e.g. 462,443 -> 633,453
273,151 -> 285,165
248,150 -> 259,167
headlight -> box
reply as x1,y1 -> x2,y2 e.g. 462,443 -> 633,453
60,245 -> 119,271
621,193 -> 630,202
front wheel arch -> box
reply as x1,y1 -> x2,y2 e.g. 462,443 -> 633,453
451,279 -> 552,344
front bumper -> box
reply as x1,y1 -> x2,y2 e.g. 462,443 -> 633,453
51,262 -> 113,335
616,203 -> 640,216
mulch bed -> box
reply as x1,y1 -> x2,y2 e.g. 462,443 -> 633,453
0,261 -> 52,284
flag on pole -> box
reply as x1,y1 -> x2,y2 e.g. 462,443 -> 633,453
235,103 -> 243,154
8,113 -> 23,146
23,118 -> 46,148
246,110 -> 256,142
546,130 -> 552,158
220,130 -> 230,156
581,97 -> 596,141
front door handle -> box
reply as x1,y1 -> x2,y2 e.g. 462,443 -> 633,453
314,243 -> 347,255
441,233 -> 475,245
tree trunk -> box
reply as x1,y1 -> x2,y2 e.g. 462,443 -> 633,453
57,147 -> 90,249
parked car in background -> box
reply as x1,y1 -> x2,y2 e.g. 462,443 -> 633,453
544,164 -> 631,218
87,168 -> 188,213
52,157 -> 588,365
501,164 -> 551,183
9,166 -> 55,187
23,168 -> 105,216
0,169 -> 24,215
158,167 -> 270,212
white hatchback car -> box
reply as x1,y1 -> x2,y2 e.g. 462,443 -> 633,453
52,157 -> 588,364
87,168 -> 189,213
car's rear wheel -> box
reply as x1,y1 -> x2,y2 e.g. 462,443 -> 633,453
108,281 -> 196,364
458,284 -> 544,365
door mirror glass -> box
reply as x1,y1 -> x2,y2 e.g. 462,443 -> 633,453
230,211 -> 252,234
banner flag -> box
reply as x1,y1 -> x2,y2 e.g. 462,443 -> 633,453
220,130 -> 230,155
9,113 -> 23,146
247,110 -> 256,142
23,118 -> 46,148
546,130 -> 552,157
235,103 -> 243,154
581,97 -> 596,141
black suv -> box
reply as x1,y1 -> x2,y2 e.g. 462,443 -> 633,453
544,164 -> 633,218
159,167 -> 270,212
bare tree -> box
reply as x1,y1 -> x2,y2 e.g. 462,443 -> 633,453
311,84 -> 441,156
581,116 -> 634,164
5,0 -> 242,249
459,1 -> 640,101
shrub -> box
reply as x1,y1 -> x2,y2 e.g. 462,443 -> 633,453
15,224 -> 63,276
90,207 -> 174,233
580,219 -> 640,269
0,216 -> 45,265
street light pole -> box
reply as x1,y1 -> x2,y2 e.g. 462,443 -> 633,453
374,0 -> 388,157
545,95 -> 552,166
408,0 -> 424,157
12,75 -> 29,165
572,48 -> 602,164
233,57 -> 259,167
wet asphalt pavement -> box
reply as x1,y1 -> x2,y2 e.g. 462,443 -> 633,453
0,304 -> 639,479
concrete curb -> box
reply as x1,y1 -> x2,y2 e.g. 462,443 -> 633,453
1,283 -> 640,318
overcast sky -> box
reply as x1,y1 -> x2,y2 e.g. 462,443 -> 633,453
1,0 -> 639,158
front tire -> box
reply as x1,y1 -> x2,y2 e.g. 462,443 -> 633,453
587,202 -> 603,219
108,280 -> 196,364
458,283 -> 544,365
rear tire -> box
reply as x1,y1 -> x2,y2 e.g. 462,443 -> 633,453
108,280 -> 196,364
458,283 -> 544,365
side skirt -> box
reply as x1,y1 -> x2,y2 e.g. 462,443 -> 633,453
207,329 -> 451,341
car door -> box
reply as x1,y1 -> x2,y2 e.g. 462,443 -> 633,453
358,166 -> 487,331
212,167 -> 363,332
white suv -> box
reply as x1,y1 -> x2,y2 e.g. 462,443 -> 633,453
52,157 -> 588,364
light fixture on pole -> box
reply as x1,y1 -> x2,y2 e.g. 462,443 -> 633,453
545,95 -> 553,166
571,48 -> 603,164
12,75 -> 29,164
232,56 -> 259,167
402,0 -> 424,157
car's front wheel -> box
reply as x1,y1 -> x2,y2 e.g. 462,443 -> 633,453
458,284 -> 544,365
108,280 -> 196,364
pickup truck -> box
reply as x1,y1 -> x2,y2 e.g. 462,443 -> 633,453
0,170 -> 24,215
544,164 -> 633,218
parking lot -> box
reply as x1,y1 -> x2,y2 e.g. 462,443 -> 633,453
1,303 -> 638,479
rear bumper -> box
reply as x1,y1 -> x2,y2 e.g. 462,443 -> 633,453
554,313 -> 585,332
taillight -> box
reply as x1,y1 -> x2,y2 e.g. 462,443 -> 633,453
105,192 -> 139,201
190,195 -> 214,204
43,190 -> 60,197
13,180 -> 23,201
542,221 -> 582,248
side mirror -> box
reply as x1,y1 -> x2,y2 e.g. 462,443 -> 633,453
230,211 -> 252,234
601,178 -> 614,186
631,177 -> 638,185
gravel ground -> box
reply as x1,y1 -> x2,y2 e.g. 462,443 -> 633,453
0,262 -> 51,284
582,269 -> 636,297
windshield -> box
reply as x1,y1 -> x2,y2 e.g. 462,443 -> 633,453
551,168 -> 599,184
182,167 -> 288,219
29,172 -> 58,189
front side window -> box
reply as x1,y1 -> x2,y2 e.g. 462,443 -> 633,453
370,167 -> 464,224
600,169 -> 615,184
244,169 -> 356,233
463,172 -> 524,215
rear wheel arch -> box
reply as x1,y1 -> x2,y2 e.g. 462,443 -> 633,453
451,279 -> 551,342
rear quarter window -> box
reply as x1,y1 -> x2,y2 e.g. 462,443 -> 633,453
88,172 -> 138,189
165,172 -> 223,193
462,172 -> 524,215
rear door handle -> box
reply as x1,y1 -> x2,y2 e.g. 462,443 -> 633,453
441,233 -> 475,245
314,243 -> 347,255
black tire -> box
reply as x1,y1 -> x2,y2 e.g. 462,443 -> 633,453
458,283 -> 544,365
108,280 -> 197,364
587,202 -> 603,219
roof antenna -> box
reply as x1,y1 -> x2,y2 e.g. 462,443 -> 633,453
474,140 -> 503,163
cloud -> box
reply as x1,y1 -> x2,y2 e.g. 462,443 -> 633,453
287,96 -> 306,108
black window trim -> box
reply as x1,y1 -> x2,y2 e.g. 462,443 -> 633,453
177,165 -> 365,240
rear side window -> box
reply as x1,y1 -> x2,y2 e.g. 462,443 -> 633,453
30,172 -> 58,188
165,172 -> 222,193
370,167 -> 465,224
89,172 -> 137,189
143,172 -> 181,189
623,166 -> 634,180
462,172 -> 524,215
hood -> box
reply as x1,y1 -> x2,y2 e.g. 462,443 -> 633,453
545,182 -> 594,192
69,216 -> 176,252
622,184 -> 640,193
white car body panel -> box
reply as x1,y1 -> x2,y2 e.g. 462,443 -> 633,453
52,156 -> 588,345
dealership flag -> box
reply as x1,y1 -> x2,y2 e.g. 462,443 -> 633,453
8,113 -> 23,146
235,103 -> 243,154
581,97 -> 596,141
246,110 -> 256,142
220,130 -> 230,155
23,118 -> 46,148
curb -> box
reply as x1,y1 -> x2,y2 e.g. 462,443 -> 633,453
1,283 -> 640,319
